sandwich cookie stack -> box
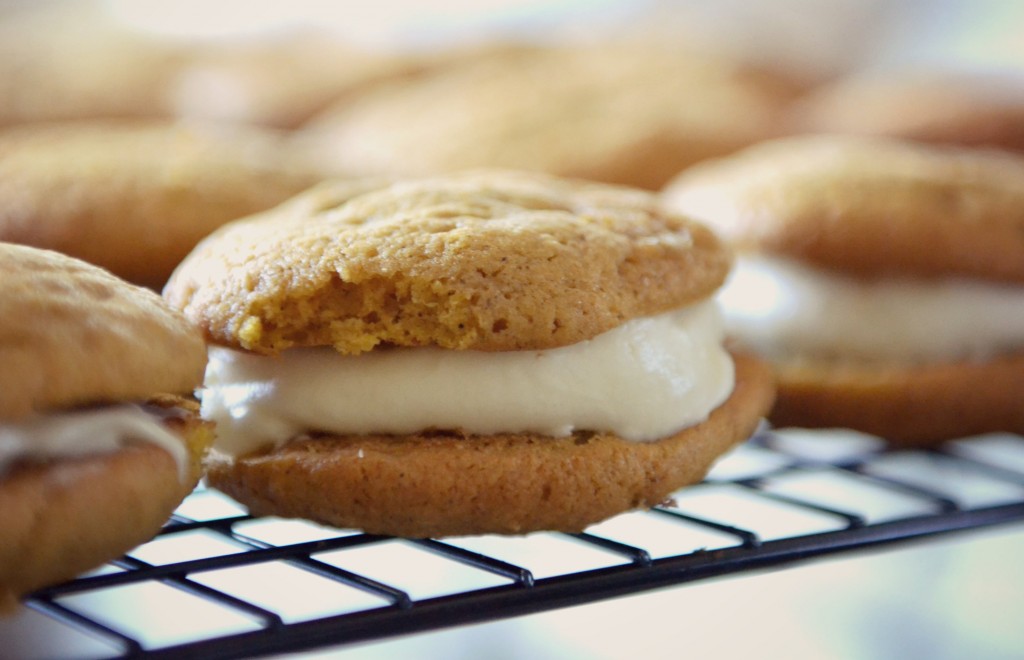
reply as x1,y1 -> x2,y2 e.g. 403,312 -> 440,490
165,170 -> 775,537
0,243 -> 212,611
664,135 -> 1024,445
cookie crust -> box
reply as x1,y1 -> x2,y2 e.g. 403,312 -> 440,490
0,398 -> 212,612
204,352 -> 773,538
663,135 -> 1024,283
165,170 -> 731,355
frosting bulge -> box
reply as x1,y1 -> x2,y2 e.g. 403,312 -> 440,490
720,254 -> 1024,363
202,300 -> 735,456
0,405 -> 188,478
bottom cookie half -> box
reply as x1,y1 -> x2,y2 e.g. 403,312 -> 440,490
771,352 -> 1024,446
0,399 -> 213,613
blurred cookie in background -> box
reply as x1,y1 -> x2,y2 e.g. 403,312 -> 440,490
788,70 -> 1024,153
0,2 -> 454,131
0,120 -> 327,288
663,134 -> 1024,445
298,41 -> 800,190
168,33 -> 458,130
0,3 -> 186,127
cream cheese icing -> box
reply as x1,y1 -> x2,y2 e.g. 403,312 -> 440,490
719,254 -> 1024,363
201,299 -> 735,457
0,405 -> 188,479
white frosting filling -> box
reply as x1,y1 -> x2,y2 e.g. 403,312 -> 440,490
201,300 -> 735,457
719,254 -> 1024,362
0,405 -> 188,479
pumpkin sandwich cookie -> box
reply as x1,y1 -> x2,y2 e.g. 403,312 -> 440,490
663,135 -> 1024,445
165,170 -> 775,538
0,243 -> 213,612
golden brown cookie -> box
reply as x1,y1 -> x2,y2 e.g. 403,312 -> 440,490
0,244 -> 212,611
788,71 -> 1024,153
166,170 -> 732,355
0,243 -> 206,419
205,351 -> 773,538
663,135 -> 1024,283
662,135 -> 1024,444
167,170 -> 775,536
0,120 -> 327,289
297,42 -> 792,190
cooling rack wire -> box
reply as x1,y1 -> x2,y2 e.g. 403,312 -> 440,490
4,426 -> 1024,659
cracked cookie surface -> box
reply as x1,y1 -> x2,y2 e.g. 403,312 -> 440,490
166,169 -> 731,355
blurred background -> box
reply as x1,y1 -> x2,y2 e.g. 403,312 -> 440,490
4,0 -> 1024,134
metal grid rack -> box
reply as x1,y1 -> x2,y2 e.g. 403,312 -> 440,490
7,427 -> 1024,659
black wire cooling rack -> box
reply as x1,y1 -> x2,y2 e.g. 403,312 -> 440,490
6,427 -> 1024,659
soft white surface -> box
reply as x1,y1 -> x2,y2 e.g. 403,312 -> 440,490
202,301 -> 735,456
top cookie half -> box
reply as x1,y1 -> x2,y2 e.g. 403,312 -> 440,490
662,135 -> 1024,284
165,170 -> 730,355
0,243 -> 206,421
